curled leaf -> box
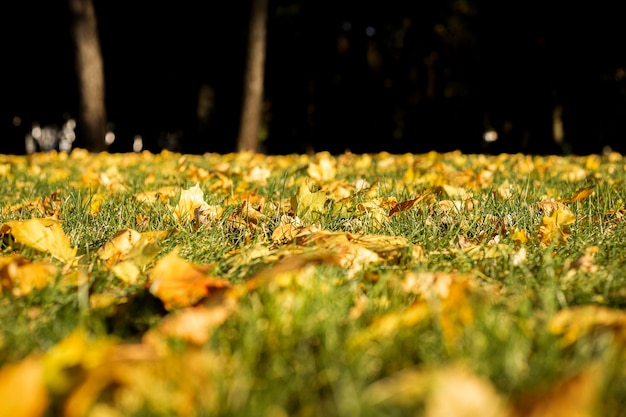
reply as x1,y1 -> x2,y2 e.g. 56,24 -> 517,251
0,219 -> 77,263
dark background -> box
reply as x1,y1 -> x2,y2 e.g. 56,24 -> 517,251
2,0 -> 626,155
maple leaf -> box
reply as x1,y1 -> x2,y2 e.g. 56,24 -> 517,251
538,205 -> 576,246
97,228 -> 162,284
290,183 -> 329,223
97,228 -> 143,266
149,249 -> 231,310
173,183 -> 209,222
0,219 -> 77,263
227,200 -> 267,231
2,192 -> 62,218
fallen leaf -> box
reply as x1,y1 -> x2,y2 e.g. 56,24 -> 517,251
510,365 -> 601,417
538,206 -> 576,246
388,194 -> 431,216
97,228 -> 142,266
133,186 -> 179,204
0,255 -> 58,297
173,183 -> 209,222
0,218 -> 77,263
560,185 -> 595,204
425,365 -> 508,417
348,301 -> 430,348
307,151 -> 337,181
81,192 -> 106,215
0,356 -> 49,417
149,249 -> 231,310
97,229 -> 161,284
549,305 -> 626,347
291,183 -> 328,223
400,272 -> 475,348
149,304 -> 235,345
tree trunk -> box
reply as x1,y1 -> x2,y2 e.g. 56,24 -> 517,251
68,0 -> 107,152
237,0 -> 268,153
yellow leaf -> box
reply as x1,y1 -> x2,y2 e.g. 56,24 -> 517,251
348,301 -> 430,348
549,305 -> 626,347
272,223 -> 299,244
98,229 -> 162,280
510,228 -> 529,243
290,183 -> 328,223
400,272 -> 475,347
82,192 -> 106,215
149,249 -> 231,310
173,183 -> 208,222
538,206 -> 576,246
0,255 -> 58,297
42,328 -> 115,395
97,228 -> 142,265
560,185 -> 596,204
133,186 -> 178,204
425,366 -> 508,417
307,151 -> 337,181
111,261 -> 141,285
511,365 -> 601,417
149,304 -> 235,345
0,356 -> 49,417
0,219 -> 77,263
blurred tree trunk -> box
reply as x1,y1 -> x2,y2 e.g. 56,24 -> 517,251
237,0 -> 268,153
68,0 -> 107,152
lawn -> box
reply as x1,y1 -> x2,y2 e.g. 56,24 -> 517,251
1,149 -> 626,417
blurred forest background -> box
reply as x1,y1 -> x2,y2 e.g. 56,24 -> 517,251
2,0 -> 626,155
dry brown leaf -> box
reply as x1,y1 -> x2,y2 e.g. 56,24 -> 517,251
227,200 -> 267,230
388,194 -> 430,216
3,192 -> 62,217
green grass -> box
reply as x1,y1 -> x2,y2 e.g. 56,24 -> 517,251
1,150 -> 626,416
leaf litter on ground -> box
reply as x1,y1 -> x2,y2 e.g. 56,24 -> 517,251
1,149 -> 626,416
